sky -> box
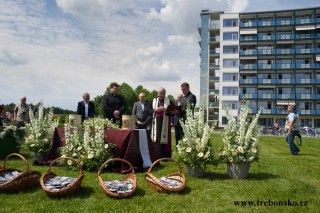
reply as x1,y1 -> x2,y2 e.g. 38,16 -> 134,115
1,0 -> 319,111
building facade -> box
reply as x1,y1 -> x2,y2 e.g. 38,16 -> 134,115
199,7 -> 320,128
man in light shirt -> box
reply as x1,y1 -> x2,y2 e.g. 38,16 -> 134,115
77,92 -> 95,123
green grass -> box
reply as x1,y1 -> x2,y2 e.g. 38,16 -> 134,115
1,135 -> 319,213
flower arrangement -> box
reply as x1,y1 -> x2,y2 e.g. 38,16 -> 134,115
219,100 -> 262,164
175,103 -> 214,170
60,117 -> 116,171
24,101 -> 58,154
0,125 -> 26,144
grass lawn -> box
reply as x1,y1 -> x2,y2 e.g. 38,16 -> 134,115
1,134 -> 319,213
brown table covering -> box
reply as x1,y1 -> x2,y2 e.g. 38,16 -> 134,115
48,127 -> 158,169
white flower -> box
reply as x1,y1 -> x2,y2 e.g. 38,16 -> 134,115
228,157 -> 233,162
104,144 -> 109,149
67,160 -> 73,166
251,147 -> 257,153
197,152 -> 204,158
30,144 -> 35,147
186,147 -> 192,153
72,153 -> 77,157
77,146 -> 82,151
237,146 -> 244,153
88,154 -> 94,159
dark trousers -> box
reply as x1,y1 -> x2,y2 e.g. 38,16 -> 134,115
174,123 -> 183,146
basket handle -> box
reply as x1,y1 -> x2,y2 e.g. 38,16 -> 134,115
147,158 -> 182,173
2,153 -> 29,171
97,158 -> 135,175
47,157 -> 83,176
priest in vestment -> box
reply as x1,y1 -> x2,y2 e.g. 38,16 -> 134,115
151,87 -> 174,158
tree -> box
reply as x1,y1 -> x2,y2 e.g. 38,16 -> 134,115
93,95 -> 103,117
118,83 -> 138,115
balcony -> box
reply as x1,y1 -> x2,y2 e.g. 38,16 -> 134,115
295,64 -> 314,69
257,64 -> 276,69
209,37 -> 220,42
275,19 -> 294,26
257,94 -> 276,99
239,79 -> 257,84
276,94 -> 295,99
209,50 -> 219,56
208,102 -> 219,108
239,64 -> 257,70
257,79 -> 276,84
239,21 -> 257,27
209,76 -> 219,81
257,20 -> 275,27
239,36 -> 257,41
239,94 -> 257,99
275,34 -> 295,40
299,110 -> 320,115
257,35 -> 275,41
257,49 -> 275,55
239,50 -> 257,55
276,79 -> 295,84
295,18 -> 316,25
295,34 -> 315,39
209,63 -> 219,69
276,64 -> 294,69
295,49 -> 312,54
275,49 -> 295,54
209,89 -> 219,95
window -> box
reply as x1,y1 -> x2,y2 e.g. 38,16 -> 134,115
223,32 -> 238,40
223,73 -> 238,81
223,101 -> 238,109
223,46 -> 238,54
223,59 -> 238,68
223,87 -> 238,95
223,19 -> 238,27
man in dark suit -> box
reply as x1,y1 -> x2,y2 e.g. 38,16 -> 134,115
172,82 -> 197,145
77,92 -> 95,123
132,93 -> 153,129
102,83 -> 125,127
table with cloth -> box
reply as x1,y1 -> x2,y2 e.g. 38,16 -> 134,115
48,127 -> 158,169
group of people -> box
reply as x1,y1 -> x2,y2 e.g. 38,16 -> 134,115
75,82 -> 196,159
7,83 -> 301,157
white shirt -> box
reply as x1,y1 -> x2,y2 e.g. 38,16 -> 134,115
84,102 -> 89,118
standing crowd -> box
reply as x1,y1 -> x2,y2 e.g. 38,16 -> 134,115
3,82 -> 302,157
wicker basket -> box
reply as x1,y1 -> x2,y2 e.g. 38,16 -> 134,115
145,158 -> 185,193
98,158 -> 137,198
40,157 -> 84,197
0,153 -> 41,193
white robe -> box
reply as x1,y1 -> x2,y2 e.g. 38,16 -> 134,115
151,97 -> 170,144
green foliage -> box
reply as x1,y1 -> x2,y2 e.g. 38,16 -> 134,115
118,83 -> 138,115
92,95 -> 103,117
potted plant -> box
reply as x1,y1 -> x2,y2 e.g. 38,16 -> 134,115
24,101 -> 58,161
174,102 -> 214,177
60,117 -> 116,171
219,100 -> 262,179
0,125 -> 26,157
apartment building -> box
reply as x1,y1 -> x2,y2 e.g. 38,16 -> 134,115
199,7 -> 320,128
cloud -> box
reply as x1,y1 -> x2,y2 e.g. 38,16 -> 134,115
0,49 -> 28,65
1,0 -> 318,110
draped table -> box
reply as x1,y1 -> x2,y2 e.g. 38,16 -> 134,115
48,127 -> 158,169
